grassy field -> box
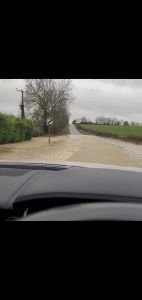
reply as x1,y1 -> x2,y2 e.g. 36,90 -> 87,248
77,124 -> 142,143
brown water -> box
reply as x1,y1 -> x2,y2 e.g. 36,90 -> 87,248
67,134 -> 142,167
0,134 -> 142,168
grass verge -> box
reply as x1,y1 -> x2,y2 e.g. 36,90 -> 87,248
77,124 -> 142,144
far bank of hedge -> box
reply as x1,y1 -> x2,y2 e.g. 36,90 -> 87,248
0,113 -> 33,144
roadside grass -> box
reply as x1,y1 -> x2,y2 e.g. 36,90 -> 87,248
77,124 -> 142,143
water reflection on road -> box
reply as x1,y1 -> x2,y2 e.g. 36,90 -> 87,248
68,124 -> 142,166
100,137 -> 142,165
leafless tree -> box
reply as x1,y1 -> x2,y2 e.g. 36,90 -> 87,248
24,79 -> 73,133
96,116 -> 106,125
96,116 -> 121,126
80,117 -> 88,124
124,120 -> 129,126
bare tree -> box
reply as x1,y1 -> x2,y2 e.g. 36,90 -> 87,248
130,121 -> 140,126
24,79 -> 73,134
80,117 -> 88,124
96,116 -> 106,125
96,116 -> 121,126
124,120 -> 129,126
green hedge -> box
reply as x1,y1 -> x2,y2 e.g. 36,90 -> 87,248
0,113 -> 33,144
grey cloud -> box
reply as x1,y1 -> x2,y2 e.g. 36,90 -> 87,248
0,79 -> 142,123
100,79 -> 142,88
0,79 -> 24,115
71,79 -> 142,122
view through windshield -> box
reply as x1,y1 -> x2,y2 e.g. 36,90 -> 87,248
0,79 -> 142,168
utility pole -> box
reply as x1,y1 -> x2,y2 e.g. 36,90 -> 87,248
16,89 -> 25,118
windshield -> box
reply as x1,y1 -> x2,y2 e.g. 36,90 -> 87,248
0,79 -> 142,169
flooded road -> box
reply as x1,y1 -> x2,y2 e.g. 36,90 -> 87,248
0,124 -> 142,168
67,134 -> 142,167
101,137 -> 142,165
69,124 -> 81,135
0,135 -> 82,162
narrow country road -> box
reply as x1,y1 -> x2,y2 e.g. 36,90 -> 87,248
0,123 -> 142,168
67,124 -> 142,167
69,124 -> 81,135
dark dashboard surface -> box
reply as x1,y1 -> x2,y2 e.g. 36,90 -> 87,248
21,203 -> 142,221
0,162 -> 142,211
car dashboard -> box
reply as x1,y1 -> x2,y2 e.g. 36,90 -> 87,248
0,162 -> 142,221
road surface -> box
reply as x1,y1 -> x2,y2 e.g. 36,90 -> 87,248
0,124 -> 142,168
69,124 -> 81,135
68,124 -> 142,167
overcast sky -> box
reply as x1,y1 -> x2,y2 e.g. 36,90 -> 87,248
0,79 -> 142,122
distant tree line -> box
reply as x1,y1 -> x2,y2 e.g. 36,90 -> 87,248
72,116 -> 141,126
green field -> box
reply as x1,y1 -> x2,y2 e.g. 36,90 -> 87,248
77,124 -> 142,142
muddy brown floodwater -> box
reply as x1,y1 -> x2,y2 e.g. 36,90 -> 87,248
67,135 -> 142,168
0,134 -> 142,168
